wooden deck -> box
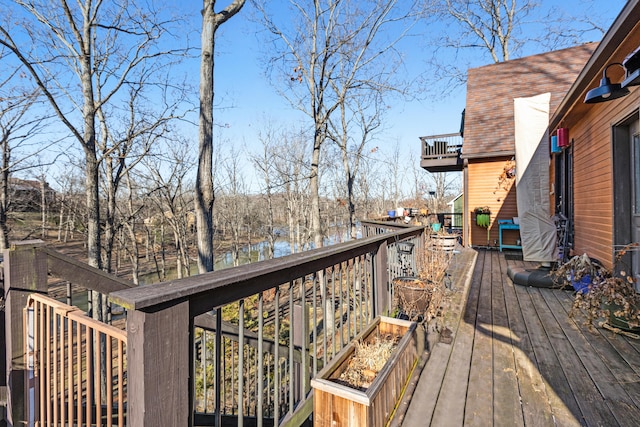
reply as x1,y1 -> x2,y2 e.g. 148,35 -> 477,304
402,249 -> 640,427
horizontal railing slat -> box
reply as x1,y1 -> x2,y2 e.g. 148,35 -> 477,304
194,313 -> 299,361
40,246 -> 135,293
110,227 -> 423,314
28,293 -> 128,342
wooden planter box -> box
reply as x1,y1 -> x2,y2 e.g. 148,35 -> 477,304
311,316 -> 422,426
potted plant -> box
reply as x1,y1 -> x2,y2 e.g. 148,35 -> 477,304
554,244 -> 640,332
311,316 -> 422,426
553,253 -> 605,293
474,206 -> 491,228
392,276 -> 435,321
392,236 -> 452,322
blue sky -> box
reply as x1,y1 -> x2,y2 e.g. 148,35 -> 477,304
204,0 -> 626,183
5,0 -> 628,193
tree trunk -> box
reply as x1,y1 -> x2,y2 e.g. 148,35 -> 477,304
124,172 -> 140,285
57,193 -> 65,242
310,130 -> 323,249
196,2 -> 217,274
196,0 -> 245,273
347,174 -> 356,240
0,138 -> 9,251
174,229 -> 184,279
266,186 -> 275,259
40,176 -> 47,239
85,162 -> 101,260
103,161 -> 117,273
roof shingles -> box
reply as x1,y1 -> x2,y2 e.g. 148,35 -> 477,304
463,43 -> 597,158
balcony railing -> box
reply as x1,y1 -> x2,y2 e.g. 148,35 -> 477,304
25,294 -> 127,426
420,133 -> 463,172
3,223 -> 427,426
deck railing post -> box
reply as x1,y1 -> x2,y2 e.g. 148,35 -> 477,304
126,301 -> 190,426
372,241 -> 389,317
3,240 -> 47,425
293,302 -> 310,401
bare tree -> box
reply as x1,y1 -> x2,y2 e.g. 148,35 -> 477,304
256,0 -> 420,248
116,166 -> 146,285
328,93 -> 384,239
427,0 -> 614,88
0,9 -> 192,380
355,148 -> 382,219
386,141 -> 406,210
251,122 -> 281,259
443,0 -> 525,63
271,130 -> 312,253
197,0 -> 246,273
0,73 -> 59,249
218,144 -> 248,267
427,171 -> 461,212
54,169 -> 84,243
143,140 -> 196,280
0,1 -> 187,273
99,76 -> 189,274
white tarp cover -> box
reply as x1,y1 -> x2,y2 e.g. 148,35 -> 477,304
514,93 -> 557,262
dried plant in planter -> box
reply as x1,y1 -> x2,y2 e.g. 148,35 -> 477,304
553,253 -> 606,293
420,235 -> 454,284
336,334 -> 399,390
393,277 -> 439,321
393,235 -> 453,321
558,244 -> 640,332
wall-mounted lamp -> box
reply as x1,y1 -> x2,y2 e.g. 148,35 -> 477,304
622,46 -> 640,88
584,63 -> 630,104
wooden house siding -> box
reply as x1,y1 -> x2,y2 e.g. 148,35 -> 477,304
571,111 -> 613,267
467,157 -> 518,247
560,90 -> 639,268
550,10 -> 640,268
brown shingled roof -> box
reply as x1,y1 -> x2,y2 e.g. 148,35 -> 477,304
462,43 -> 597,159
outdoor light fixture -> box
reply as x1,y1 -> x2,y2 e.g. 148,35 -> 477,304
584,63 -> 630,103
622,45 -> 640,88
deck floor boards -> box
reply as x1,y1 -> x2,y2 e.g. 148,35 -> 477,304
403,249 -> 640,427
464,250 -> 494,426
498,252 -> 555,427
429,249 -> 483,427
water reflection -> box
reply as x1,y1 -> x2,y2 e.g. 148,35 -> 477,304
62,226 -> 357,310
141,228 -> 355,284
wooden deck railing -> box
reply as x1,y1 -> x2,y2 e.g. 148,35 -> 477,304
3,240 -> 135,426
3,223 -> 426,426
25,294 -> 127,426
109,224 -> 424,426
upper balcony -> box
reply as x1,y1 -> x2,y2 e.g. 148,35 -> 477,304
420,133 -> 463,173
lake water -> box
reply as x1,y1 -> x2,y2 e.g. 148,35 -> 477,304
62,226 -> 356,310
140,227 -> 355,284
